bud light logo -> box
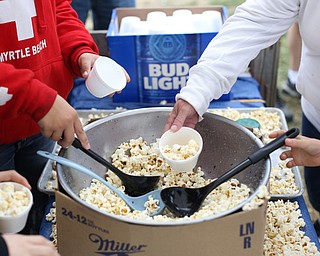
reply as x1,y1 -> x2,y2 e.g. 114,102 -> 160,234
136,34 -> 200,103
149,34 -> 186,62
89,233 -> 147,255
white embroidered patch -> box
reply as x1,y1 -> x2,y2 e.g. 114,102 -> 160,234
0,87 -> 13,106
0,0 -> 36,41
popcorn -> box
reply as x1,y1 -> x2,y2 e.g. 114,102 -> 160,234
243,185 -> 270,211
79,137 -> 251,222
0,183 -> 30,217
264,200 -> 320,255
209,108 -> 299,196
43,108 -> 319,254
162,139 -> 199,160
270,161 -> 299,195
209,108 -> 282,144
46,202 -> 57,247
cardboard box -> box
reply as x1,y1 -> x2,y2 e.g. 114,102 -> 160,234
56,191 -> 267,256
107,7 -> 230,104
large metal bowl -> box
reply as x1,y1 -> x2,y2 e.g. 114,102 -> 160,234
57,107 -> 270,225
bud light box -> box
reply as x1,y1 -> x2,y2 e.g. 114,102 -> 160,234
55,191 -> 267,256
107,7 -> 230,104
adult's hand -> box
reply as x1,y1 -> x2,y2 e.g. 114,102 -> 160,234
164,99 -> 199,132
0,170 -> 31,189
2,234 -> 60,256
269,130 -> 320,168
37,95 -> 89,149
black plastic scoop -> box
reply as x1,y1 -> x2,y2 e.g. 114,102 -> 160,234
160,127 -> 299,217
72,138 -> 160,196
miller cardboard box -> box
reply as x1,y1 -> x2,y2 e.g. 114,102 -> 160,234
106,6 -> 230,104
56,191 -> 267,256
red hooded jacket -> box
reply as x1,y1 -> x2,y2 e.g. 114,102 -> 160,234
0,0 -> 99,144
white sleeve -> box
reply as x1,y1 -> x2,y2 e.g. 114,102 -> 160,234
177,0 -> 300,117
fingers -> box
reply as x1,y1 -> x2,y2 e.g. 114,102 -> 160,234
58,127 -> 74,149
121,67 -> 131,83
79,55 -> 94,78
167,101 -> 186,132
3,234 -> 60,256
170,111 -> 189,132
38,95 -> 89,149
36,238 -> 60,255
280,150 -> 292,160
0,170 -> 31,189
74,119 -> 90,149
164,99 -> 199,132
269,129 -> 286,139
80,62 -> 91,78
78,53 -> 99,78
164,111 -> 178,132
50,130 -> 64,142
82,70 -> 89,78
285,159 -> 297,168
57,119 -> 89,149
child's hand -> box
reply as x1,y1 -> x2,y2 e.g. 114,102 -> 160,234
269,130 -> 320,168
0,170 -> 31,189
78,54 -> 130,86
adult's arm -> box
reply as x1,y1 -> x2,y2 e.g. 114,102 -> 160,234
177,0 -> 299,118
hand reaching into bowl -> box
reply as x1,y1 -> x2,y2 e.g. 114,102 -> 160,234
164,99 -> 199,132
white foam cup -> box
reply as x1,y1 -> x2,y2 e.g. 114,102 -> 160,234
172,9 -> 193,18
202,10 -> 223,32
119,16 -> 141,35
159,127 -> 203,172
190,14 -> 209,33
131,20 -> 150,35
146,11 -> 167,23
0,182 -> 33,233
85,57 -> 127,98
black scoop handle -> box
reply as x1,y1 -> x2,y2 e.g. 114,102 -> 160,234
72,137 -> 124,178
206,127 -> 300,193
249,127 -> 299,164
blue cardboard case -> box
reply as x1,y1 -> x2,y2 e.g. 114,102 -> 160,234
107,7 -> 229,104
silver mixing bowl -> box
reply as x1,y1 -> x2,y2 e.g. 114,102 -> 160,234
57,107 -> 270,225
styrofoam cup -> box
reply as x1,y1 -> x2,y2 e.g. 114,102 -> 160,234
119,16 -> 141,35
85,57 -> 127,98
202,10 -> 223,32
146,11 -> 167,23
190,14 -> 209,33
172,9 -> 193,18
131,20 -> 150,35
0,182 -> 33,233
159,127 -> 203,172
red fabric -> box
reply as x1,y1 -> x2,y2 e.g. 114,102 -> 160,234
0,0 -> 99,144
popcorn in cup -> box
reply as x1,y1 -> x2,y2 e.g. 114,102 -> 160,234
159,127 -> 203,172
0,182 -> 33,233
85,56 -> 127,98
